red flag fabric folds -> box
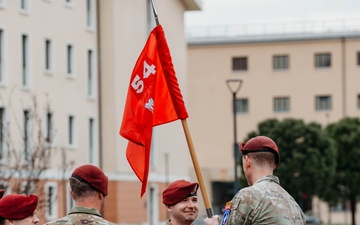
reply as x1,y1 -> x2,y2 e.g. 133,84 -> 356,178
120,25 -> 188,197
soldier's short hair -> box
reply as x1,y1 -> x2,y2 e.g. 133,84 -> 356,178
69,177 -> 99,200
246,151 -> 276,168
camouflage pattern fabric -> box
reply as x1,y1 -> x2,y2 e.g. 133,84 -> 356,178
45,206 -> 115,225
226,175 -> 305,225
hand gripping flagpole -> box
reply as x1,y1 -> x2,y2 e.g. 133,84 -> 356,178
150,0 -> 214,218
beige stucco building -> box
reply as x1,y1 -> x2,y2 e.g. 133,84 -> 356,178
187,26 -> 360,224
0,0 -> 201,224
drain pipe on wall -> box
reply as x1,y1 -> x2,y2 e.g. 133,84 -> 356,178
96,0 -> 103,169
341,37 -> 347,118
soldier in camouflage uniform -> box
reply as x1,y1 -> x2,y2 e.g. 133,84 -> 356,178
0,192 -> 39,225
162,180 -> 199,225
45,164 -> 114,225
205,136 -> 305,225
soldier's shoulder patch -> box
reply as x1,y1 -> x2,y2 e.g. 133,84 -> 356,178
221,201 -> 232,225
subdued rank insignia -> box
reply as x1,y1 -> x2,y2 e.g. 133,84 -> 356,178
80,219 -> 94,224
221,201 -> 232,225
55,220 -> 68,223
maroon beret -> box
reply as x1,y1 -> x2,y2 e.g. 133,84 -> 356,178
0,194 -> 38,220
0,190 -> 4,199
240,136 -> 280,164
71,164 -> 108,196
162,179 -> 199,205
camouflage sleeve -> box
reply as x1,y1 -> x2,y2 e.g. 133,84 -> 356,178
227,189 -> 255,225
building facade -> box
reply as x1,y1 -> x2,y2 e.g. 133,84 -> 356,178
187,29 -> 360,224
0,0 -> 201,224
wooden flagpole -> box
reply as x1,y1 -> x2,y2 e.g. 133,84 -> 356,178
149,0 -> 214,218
182,120 -> 214,218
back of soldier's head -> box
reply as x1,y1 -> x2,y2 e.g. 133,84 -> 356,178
246,151 -> 276,169
69,177 -> 98,200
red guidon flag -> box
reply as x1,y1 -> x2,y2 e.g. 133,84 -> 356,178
120,25 -> 188,196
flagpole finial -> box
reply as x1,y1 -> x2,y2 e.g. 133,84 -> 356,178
150,0 -> 160,26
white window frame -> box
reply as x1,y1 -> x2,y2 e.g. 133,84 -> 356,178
273,54 -> 289,70
64,0 -> 75,8
0,27 -> 6,86
19,0 -> 30,15
85,0 -> 96,31
23,109 -> 32,161
274,97 -> 290,112
0,0 -> 6,9
67,114 -> 77,148
315,53 -> 331,68
0,106 -> 8,163
45,182 -> 58,220
88,117 -> 98,164
45,110 -> 55,145
87,48 -> 96,98
44,38 -> 54,75
21,33 -> 31,89
66,43 -> 75,78
315,95 -> 332,111
236,98 -> 249,113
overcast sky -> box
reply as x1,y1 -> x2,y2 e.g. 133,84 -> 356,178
185,0 -> 360,27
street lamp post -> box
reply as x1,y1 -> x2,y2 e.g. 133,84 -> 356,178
226,78 -> 243,195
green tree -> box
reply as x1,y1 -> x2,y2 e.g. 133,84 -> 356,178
241,118 -> 337,212
326,117 -> 360,225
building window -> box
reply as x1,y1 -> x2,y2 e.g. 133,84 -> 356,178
236,98 -> 249,113
89,118 -> 95,163
21,34 -> 30,87
357,94 -> 360,110
45,182 -> 58,220
86,0 -> 96,29
274,97 -> 290,112
46,111 -> 53,144
315,95 -> 332,111
232,57 -> 247,71
23,110 -> 31,159
68,115 -> 75,146
0,0 -> 6,8
357,52 -> 360,66
45,39 -> 52,72
0,107 -> 6,161
19,0 -> 30,13
87,49 -> 94,97
64,0 -> 74,8
66,44 -> 74,76
273,55 -> 289,70
0,29 -> 4,84
315,53 -> 331,68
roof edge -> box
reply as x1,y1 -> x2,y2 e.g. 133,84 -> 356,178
181,0 -> 202,11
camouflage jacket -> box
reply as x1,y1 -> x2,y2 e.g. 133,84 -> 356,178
225,175 -> 305,225
45,206 -> 115,225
